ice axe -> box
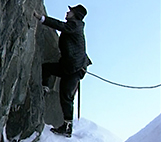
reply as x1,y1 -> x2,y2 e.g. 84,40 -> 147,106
78,81 -> 81,120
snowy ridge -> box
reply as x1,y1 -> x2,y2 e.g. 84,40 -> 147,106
125,114 -> 161,142
3,115 -> 161,142
22,118 -> 122,142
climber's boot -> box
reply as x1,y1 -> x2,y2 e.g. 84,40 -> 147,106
50,120 -> 72,138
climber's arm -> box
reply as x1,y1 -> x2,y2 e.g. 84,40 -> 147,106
33,11 -> 76,33
42,16 -> 77,33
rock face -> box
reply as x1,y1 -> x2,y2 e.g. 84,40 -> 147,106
0,0 -> 62,141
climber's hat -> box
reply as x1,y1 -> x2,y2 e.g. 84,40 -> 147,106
68,4 -> 87,20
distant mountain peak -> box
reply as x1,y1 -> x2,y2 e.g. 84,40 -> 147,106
125,114 -> 161,142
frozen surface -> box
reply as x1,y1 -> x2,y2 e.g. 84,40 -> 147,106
23,118 -> 122,142
125,114 -> 161,142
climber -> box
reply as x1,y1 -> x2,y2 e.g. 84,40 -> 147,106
34,4 -> 92,138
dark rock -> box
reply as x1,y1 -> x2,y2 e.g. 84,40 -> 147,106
0,0 -> 63,141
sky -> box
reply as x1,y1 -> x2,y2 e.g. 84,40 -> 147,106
44,0 -> 160,141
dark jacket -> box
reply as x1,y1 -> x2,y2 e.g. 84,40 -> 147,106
42,16 -> 91,74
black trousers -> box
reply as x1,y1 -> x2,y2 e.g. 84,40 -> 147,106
42,63 -> 85,120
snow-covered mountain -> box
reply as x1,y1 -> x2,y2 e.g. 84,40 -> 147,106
21,118 -> 122,142
125,114 -> 161,142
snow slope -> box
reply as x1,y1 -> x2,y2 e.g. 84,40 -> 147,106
4,114 -> 161,142
125,114 -> 161,142
22,118 -> 122,142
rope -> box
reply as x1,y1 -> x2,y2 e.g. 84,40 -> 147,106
82,69 -> 161,89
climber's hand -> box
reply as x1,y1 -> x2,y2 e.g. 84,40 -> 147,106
33,10 -> 42,20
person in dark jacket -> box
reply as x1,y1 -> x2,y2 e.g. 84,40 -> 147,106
34,4 -> 91,137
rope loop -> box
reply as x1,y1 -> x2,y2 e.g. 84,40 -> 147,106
82,68 -> 161,89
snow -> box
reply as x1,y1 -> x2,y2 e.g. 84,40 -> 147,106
3,114 -> 161,142
21,118 -> 122,142
125,114 -> 161,142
